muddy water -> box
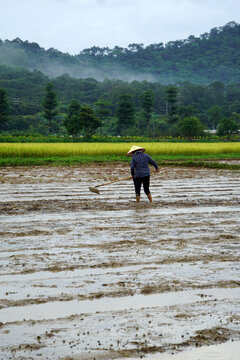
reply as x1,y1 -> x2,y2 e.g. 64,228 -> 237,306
131,340 -> 240,360
0,164 -> 240,359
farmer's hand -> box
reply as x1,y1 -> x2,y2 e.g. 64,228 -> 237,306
155,169 -> 160,173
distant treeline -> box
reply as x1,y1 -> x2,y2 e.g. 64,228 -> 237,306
1,64 -> 240,117
0,64 -> 240,138
0,21 -> 240,83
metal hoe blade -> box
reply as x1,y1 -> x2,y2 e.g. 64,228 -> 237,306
89,186 -> 100,195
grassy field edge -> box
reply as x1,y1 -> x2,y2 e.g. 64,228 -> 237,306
0,155 -> 240,170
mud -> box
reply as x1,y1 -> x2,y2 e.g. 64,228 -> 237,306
0,163 -> 240,359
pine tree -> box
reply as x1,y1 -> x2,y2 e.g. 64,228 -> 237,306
141,90 -> 154,125
166,86 -> 179,124
94,99 -> 112,135
116,94 -> 135,135
0,88 -> 9,131
42,83 -> 58,134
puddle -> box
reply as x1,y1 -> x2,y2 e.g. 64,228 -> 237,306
0,263 -> 158,282
132,341 -> 240,360
1,287 -> 239,323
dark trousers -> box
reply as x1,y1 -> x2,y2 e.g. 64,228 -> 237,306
133,175 -> 150,196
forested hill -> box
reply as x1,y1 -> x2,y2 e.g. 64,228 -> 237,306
0,21 -> 240,84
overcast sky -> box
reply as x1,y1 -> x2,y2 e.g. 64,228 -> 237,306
1,0 -> 239,54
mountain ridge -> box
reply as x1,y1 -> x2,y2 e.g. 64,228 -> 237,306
0,21 -> 240,84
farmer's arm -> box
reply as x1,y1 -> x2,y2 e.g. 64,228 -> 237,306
147,155 -> 159,172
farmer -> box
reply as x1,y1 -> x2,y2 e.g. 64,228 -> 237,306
127,145 -> 159,203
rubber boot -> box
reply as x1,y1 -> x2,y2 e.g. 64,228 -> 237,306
147,193 -> 152,203
136,195 -> 140,203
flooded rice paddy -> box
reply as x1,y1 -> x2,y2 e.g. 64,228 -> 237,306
0,163 -> 240,359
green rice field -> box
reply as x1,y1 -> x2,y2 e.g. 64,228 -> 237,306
0,142 -> 240,157
0,142 -> 240,168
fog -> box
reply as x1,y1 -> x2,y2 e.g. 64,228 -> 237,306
40,63 -> 158,83
0,44 -> 161,83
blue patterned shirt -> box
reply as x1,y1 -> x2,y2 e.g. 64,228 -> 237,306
130,152 -> 158,178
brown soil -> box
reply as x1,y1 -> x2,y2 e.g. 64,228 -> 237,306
0,164 -> 239,359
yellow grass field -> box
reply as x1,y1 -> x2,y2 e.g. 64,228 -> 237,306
0,142 -> 240,158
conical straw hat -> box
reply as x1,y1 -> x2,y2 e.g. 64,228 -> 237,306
127,145 -> 145,157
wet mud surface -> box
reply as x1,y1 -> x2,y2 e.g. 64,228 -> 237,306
0,164 -> 240,359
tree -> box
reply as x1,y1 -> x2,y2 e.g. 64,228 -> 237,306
208,105 -> 222,129
78,105 -> 100,138
64,102 -> 100,138
207,81 -> 225,105
116,94 -> 135,135
217,114 -> 239,137
177,116 -> 204,138
231,112 -> 240,127
178,105 -> 196,119
166,86 -> 179,124
0,88 -> 9,131
42,83 -> 58,134
63,100 -> 81,137
94,99 -> 112,135
141,90 -> 154,130
67,99 -> 81,118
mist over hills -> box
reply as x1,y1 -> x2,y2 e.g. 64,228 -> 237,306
0,21 -> 240,84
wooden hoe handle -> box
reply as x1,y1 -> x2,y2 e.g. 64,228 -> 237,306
96,176 -> 132,188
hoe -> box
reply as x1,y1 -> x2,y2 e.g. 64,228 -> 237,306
89,176 -> 132,195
